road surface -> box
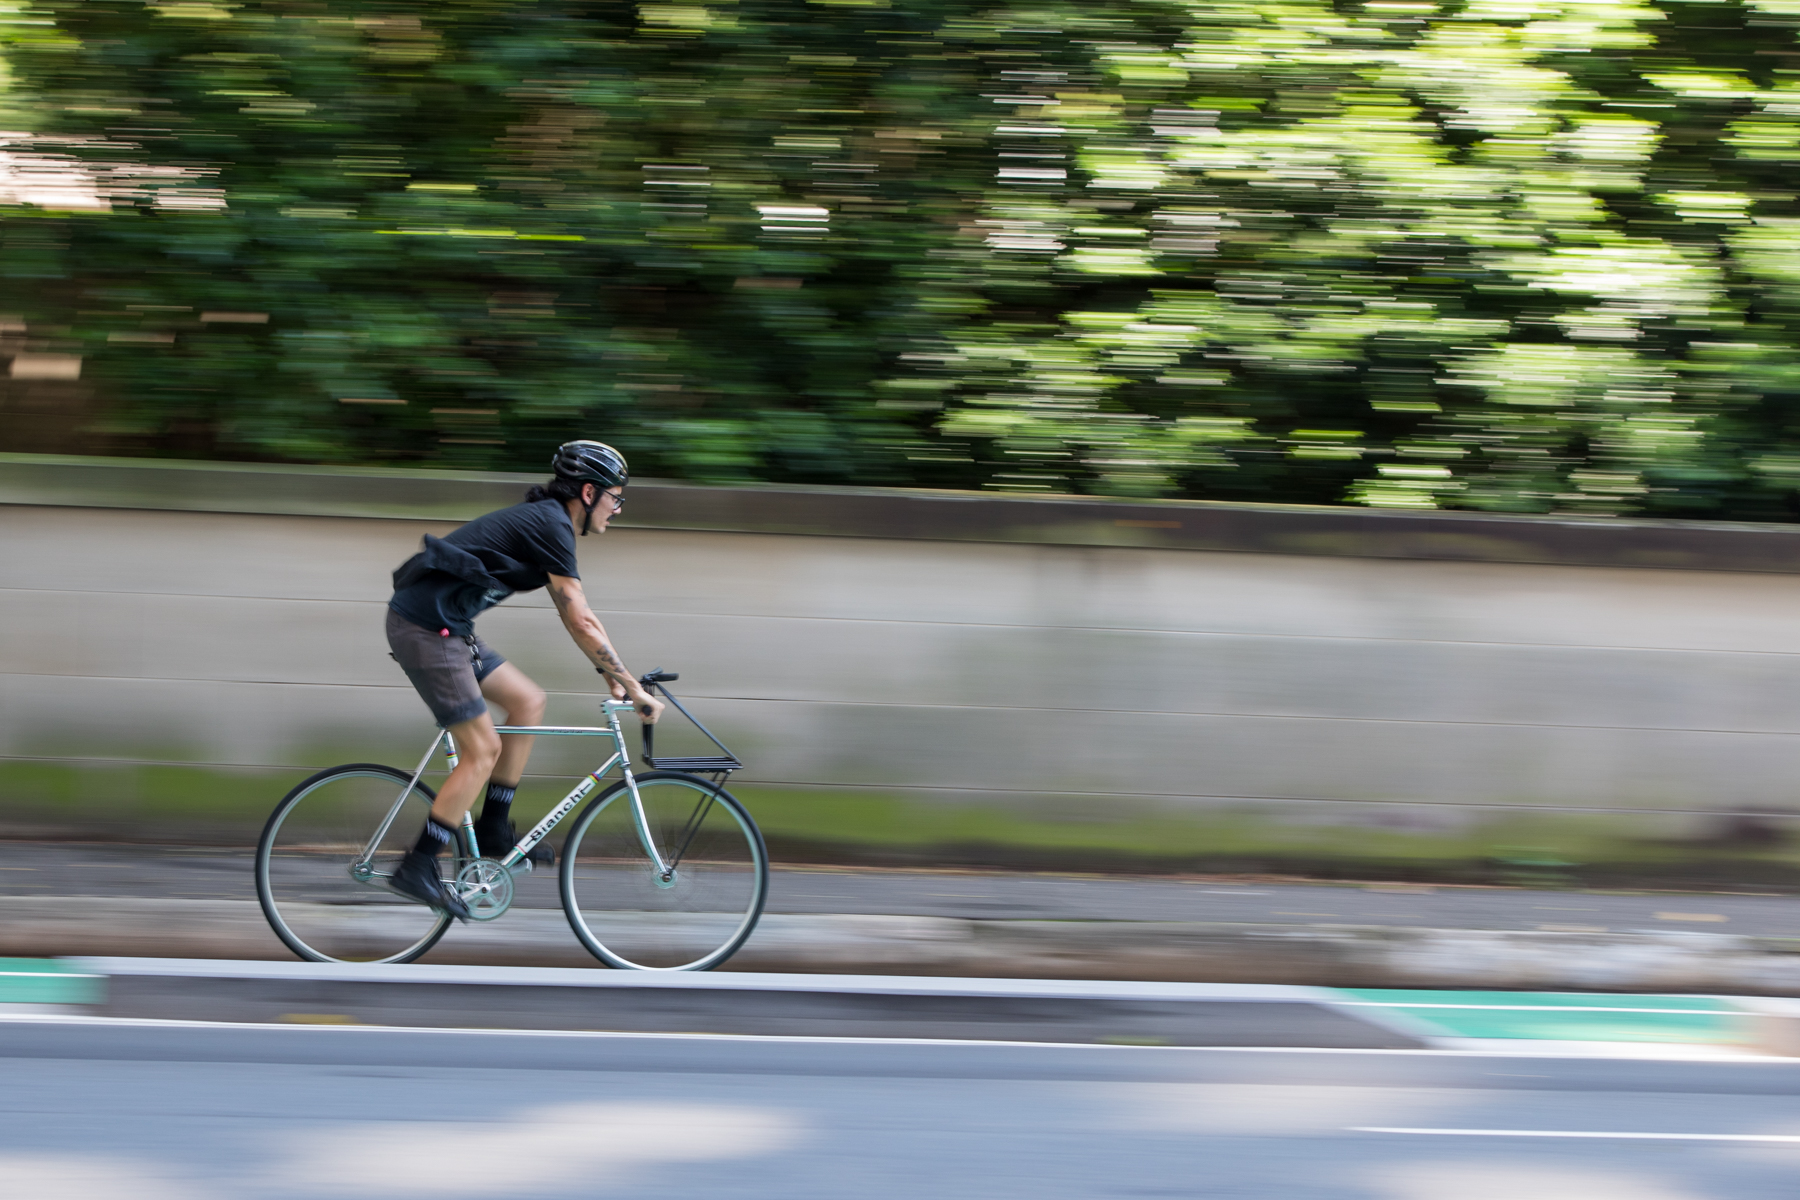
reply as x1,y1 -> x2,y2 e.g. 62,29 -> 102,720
3,1017 -> 1797,1198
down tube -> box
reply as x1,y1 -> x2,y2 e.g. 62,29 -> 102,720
504,753 -> 621,869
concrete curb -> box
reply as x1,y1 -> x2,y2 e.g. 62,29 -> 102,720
59,957 -> 1433,1048
9,898 -> 1800,993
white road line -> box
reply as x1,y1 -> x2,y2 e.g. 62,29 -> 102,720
1357,1127 -> 1800,1143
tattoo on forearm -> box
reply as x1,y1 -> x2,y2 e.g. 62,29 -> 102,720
593,642 -> 629,681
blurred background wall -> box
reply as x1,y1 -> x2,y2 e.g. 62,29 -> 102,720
7,454 -> 1800,884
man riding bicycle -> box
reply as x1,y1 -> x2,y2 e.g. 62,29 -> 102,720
384,439 -> 664,919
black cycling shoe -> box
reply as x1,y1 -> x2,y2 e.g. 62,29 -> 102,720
388,850 -> 471,922
476,818 -> 555,867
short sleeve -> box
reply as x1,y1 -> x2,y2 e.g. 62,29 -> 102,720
529,502 -> 580,579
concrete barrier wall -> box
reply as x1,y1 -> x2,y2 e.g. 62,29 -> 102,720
7,455 -> 1800,881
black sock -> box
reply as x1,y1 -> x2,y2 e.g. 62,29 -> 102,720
478,782 -> 517,827
413,817 -> 454,859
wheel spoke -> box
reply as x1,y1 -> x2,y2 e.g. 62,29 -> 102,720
256,765 -> 453,964
560,771 -> 767,971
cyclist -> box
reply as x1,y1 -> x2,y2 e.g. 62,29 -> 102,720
384,439 -> 664,919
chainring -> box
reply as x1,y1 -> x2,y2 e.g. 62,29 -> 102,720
453,857 -> 514,921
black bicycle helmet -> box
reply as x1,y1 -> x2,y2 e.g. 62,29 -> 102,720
551,440 -> 628,536
552,439 -> 629,490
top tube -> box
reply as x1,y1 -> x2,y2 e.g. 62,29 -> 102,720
492,699 -> 635,737
491,725 -> 618,736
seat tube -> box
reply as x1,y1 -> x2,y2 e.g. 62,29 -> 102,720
441,733 -> 476,855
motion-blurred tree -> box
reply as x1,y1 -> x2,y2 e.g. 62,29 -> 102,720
5,0 -> 1800,518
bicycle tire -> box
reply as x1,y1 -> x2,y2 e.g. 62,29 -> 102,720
255,763 -> 455,964
559,770 -> 768,971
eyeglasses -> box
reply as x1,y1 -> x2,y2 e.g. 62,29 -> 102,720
601,491 -> 624,513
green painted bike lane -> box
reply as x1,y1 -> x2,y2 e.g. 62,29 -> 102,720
0,959 -> 105,1005
1336,989 -> 1753,1044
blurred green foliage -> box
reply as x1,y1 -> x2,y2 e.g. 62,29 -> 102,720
7,0 -> 1800,517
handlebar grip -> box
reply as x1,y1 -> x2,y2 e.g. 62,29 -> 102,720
640,668 -> 679,685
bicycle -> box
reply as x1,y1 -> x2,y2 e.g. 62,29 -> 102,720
254,670 -> 767,971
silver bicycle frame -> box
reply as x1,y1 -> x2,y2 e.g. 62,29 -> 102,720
358,699 -> 670,877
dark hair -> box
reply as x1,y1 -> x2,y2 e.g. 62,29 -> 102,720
525,476 -> 586,504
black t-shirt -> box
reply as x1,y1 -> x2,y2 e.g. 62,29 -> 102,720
388,498 -> 579,636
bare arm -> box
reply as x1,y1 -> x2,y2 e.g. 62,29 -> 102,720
546,574 -> 664,723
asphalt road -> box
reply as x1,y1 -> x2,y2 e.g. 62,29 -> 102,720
3,1019 -> 1798,1199
6,841 -> 1800,935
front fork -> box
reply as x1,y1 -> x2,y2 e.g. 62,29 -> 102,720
607,704 -> 674,885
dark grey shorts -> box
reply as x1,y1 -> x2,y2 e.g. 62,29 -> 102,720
386,609 -> 506,728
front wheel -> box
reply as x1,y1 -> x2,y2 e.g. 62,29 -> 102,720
255,763 -> 455,964
559,771 -> 768,971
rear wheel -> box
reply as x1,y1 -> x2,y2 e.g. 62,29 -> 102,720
255,764 -> 455,964
559,771 -> 768,971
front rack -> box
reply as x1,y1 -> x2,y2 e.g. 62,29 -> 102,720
637,669 -> 742,773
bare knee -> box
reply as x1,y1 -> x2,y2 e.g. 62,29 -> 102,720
481,663 -> 546,726
506,685 -> 547,726
457,725 -> 503,772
